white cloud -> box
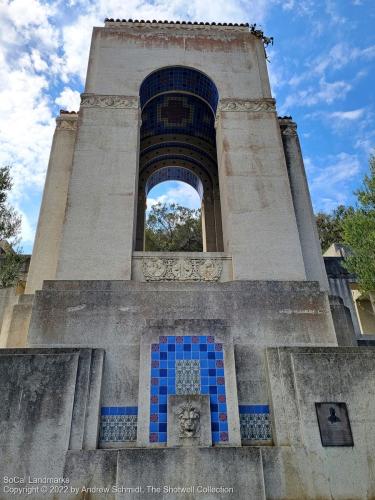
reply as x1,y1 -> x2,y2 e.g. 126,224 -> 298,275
55,87 -> 81,111
329,109 -> 365,121
147,182 -> 201,212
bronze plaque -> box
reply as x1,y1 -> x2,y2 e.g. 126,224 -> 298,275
315,402 -> 354,447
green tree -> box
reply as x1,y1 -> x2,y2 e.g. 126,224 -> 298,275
145,202 -> 202,251
342,155 -> 375,292
0,166 -> 24,288
315,205 -> 353,252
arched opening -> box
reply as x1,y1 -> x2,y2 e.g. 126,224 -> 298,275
135,66 -> 223,252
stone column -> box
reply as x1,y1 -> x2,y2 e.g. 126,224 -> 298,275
56,95 -> 140,280
279,118 -> 329,291
202,193 -> 217,252
135,192 -> 146,251
216,99 -> 306,281
25,112 -> 78,294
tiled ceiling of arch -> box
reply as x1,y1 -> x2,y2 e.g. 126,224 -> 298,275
141,94 -> 216,146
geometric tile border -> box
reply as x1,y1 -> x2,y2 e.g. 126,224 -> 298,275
239,405 -> 272,441
150,335 -> 227,444
100,407 -> 137,442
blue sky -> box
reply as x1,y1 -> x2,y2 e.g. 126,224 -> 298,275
0,0 -> 374,253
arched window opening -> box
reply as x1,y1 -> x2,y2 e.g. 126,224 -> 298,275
136,66 -> 223,252
145,179 -> 203,252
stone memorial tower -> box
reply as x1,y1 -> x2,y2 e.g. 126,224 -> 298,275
1,19 -> 374,500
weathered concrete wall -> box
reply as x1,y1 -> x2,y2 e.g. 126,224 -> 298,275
28,280 -> 336,407
56,102 -> 140,281
0,347 -> 103,500
266,346 -> 375,499
0,287 -> 19,347
25,113 -> 77,294
64,447 -> 266,500
215,105 -> 306,280
329,295 -> 358,346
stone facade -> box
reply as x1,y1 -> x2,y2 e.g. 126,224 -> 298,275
0,19 -> 373,500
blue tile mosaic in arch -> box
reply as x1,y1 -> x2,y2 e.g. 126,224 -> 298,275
140,67 -> 219,112
239,405 -> 272,442
100,407 -> 138,442
150,335 -> 228,444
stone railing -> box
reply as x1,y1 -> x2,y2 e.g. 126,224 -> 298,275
132,252 -> 232,282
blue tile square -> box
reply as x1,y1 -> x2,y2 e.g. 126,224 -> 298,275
101,407 -> 109,416
159,413 -> 167,423
208,352 -> 215,359
209,386 -> 217,394
159,386 -> 167,395
199,336 -> 207,343
219,422 -> 228,432
184,351 -> 193,360
201,377 -> 209,386
160,352 -> 167,360
169,369 -> 175,378
150,422 -> 158,432
192,352 -> 199,359
209,377 -> 216,385
160,360 -> 168,369
183,344 -> 191,351
217,369 -> 224,376
159,369 -> 167,377
151,386 -> 158,395
168,385 -> 175,394
151,368 -> 159,377
167,336 -> 175,344
159,395 -> 167,404
168,350 -> 175,359
208,360 -> 216,368
160,344 -> 168,352
159,432 -> 167,442
150,404 -> 159,413
219,404 -> 227,412
200,344 -> 207,351
201,369 -> 209,376
176,352 -> 183,359
200,359 -> 208,368
201,386 -> 209,394
159,423 -> 167,432
151,352 -> 159,361
209,369 -> 216,376
168,361 -> 175,368
176,344 -> 183,351
217,386 -> 225,394
168,344 -> 175,352
159,404 -> 167,413
211,422 -> 219,431
212,431 -> 220,443
216,352 -> 223,360
192,344 -> 200,351
210,394 -> 218,404
183,336 -> 192,343
207,344 -> 215,351
210,404 -> 218,412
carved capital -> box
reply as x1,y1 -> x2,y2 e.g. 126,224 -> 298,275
279,119 -> 297,137
80,94 -> 139,109
56,117 -> 78,131
142,257 -> 223,282
218,98 -> 276,113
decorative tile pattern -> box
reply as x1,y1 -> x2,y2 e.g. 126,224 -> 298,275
100,407 -> 137,442
176,360 -> 201,394
149,335 -> 227,444
140,67 -> 219,112
239,405 -> 272,442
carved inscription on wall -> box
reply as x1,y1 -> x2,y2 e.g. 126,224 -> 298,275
80,94 -> 139,109
142,257 -> 223,281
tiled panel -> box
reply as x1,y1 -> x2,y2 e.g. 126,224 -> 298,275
176,360 -> 201,394
149,335 -> 227,444
239,405 -> 272,442
100,407 -> 138,442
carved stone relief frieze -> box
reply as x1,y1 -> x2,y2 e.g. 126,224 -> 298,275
80,94 -> 139,109
218,98 -> 276,113
142,257 -> 223,282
